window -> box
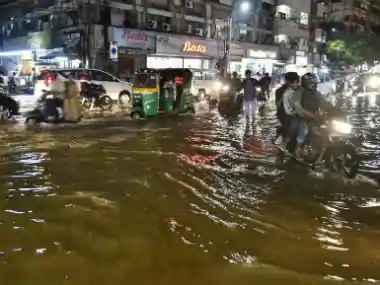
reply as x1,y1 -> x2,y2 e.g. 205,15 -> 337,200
300,12 -> 309,26
58,70 -> 79,79
134,74 -> 157,88
278,12 -> 286,19
90,70 -> 116,81
204,71 -> 217,80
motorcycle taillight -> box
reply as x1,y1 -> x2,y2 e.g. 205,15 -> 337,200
45,74 -> 57,86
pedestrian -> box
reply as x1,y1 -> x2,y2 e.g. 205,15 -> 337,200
240,69 -> 258,121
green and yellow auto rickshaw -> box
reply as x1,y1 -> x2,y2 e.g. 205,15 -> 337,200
130,68 -> 195,119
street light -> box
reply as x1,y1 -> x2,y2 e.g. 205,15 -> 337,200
223,1 -> 251,75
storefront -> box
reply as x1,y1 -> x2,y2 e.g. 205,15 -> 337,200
108,27 -> 155,81
1,31 -> 63,80
242,46 -> 282,75
150,35 -> 245,71
150,35 -> 216,69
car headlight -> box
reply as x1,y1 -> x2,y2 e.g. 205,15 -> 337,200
367,77 -> 380,88
331,120 -> 352,134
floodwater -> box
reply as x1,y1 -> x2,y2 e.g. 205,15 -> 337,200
0,94 -> 380,285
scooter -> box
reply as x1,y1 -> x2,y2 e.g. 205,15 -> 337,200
276,115 -> 359,179
25,91 -> 81,125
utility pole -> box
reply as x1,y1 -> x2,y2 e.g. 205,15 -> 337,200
78,0 -> 92,68
222,17 -> 232,76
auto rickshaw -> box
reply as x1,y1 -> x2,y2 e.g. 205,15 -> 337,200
130,68 -> 195,119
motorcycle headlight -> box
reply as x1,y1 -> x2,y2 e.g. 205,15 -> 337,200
222,85 -> 229,91
256,86 -> 261,92
331,120 -> 352,134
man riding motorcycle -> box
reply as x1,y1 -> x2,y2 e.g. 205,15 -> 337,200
288,73 -> 333,158
275,72 -> 300,148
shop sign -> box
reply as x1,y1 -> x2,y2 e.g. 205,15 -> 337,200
109,27 -> 155,52
61,27 -> 82,57
248,49 -> 276,59
156,35 -> 243,57
182,41 -> 207,53
28,31 -> 51,49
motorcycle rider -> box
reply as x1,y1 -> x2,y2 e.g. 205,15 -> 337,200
8,72 -> 16,93
260,72 -> 272,100
275,72 -> 300,148
289,73 -> 333,158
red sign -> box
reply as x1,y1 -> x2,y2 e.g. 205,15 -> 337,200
124,31 -> 148,42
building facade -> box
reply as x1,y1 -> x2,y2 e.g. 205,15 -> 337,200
0,0 -> 325,77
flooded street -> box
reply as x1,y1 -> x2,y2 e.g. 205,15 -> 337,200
0,94 -> 380,284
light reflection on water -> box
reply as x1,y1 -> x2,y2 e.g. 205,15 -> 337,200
0,97 -> 379,284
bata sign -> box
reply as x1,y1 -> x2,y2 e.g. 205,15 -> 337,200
182,41 -> 207,53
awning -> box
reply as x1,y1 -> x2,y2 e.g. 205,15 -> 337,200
39,51 -> 79,60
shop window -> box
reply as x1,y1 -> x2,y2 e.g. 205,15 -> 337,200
183,58 -> 202,69
147,57 -> 182,68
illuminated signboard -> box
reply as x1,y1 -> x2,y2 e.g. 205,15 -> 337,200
182,41 -> 207,53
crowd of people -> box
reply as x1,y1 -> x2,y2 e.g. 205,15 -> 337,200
229,69 -> 334,160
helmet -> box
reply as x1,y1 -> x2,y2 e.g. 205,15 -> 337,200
301,73 -> 318,90
284,72 -> 299,83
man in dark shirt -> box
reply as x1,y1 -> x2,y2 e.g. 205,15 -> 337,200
275,72 -> 299,146
230,71 -> 241,91
260,72 -> 271,100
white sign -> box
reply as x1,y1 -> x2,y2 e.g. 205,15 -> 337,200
109,42 -> 118,60
248,49 -> 276,59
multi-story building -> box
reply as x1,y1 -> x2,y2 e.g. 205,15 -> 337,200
322,0 -> 380,28
0,0 -> 324,78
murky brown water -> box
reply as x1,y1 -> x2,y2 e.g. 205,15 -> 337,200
0,95 -> 380,284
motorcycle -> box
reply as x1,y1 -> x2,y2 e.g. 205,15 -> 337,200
277,115 -> 359,178
80,82 -> 113,111
256,86 -> 267,113
25,90 -> 80,125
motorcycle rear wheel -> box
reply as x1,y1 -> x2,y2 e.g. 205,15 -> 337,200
99,95 -> 113,111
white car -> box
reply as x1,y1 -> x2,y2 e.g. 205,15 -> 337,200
34,68 -> 133,105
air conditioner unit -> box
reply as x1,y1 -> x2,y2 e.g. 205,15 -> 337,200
148,20 -> 158,29
162,23 -> 171,31
195,28 -> 203,36
185,1 -> 193,9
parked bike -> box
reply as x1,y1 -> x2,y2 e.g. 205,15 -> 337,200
80,82 -> 113,111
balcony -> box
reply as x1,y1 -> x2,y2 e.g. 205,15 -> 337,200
275,19 -> 308,39
276,0 -> 310,13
